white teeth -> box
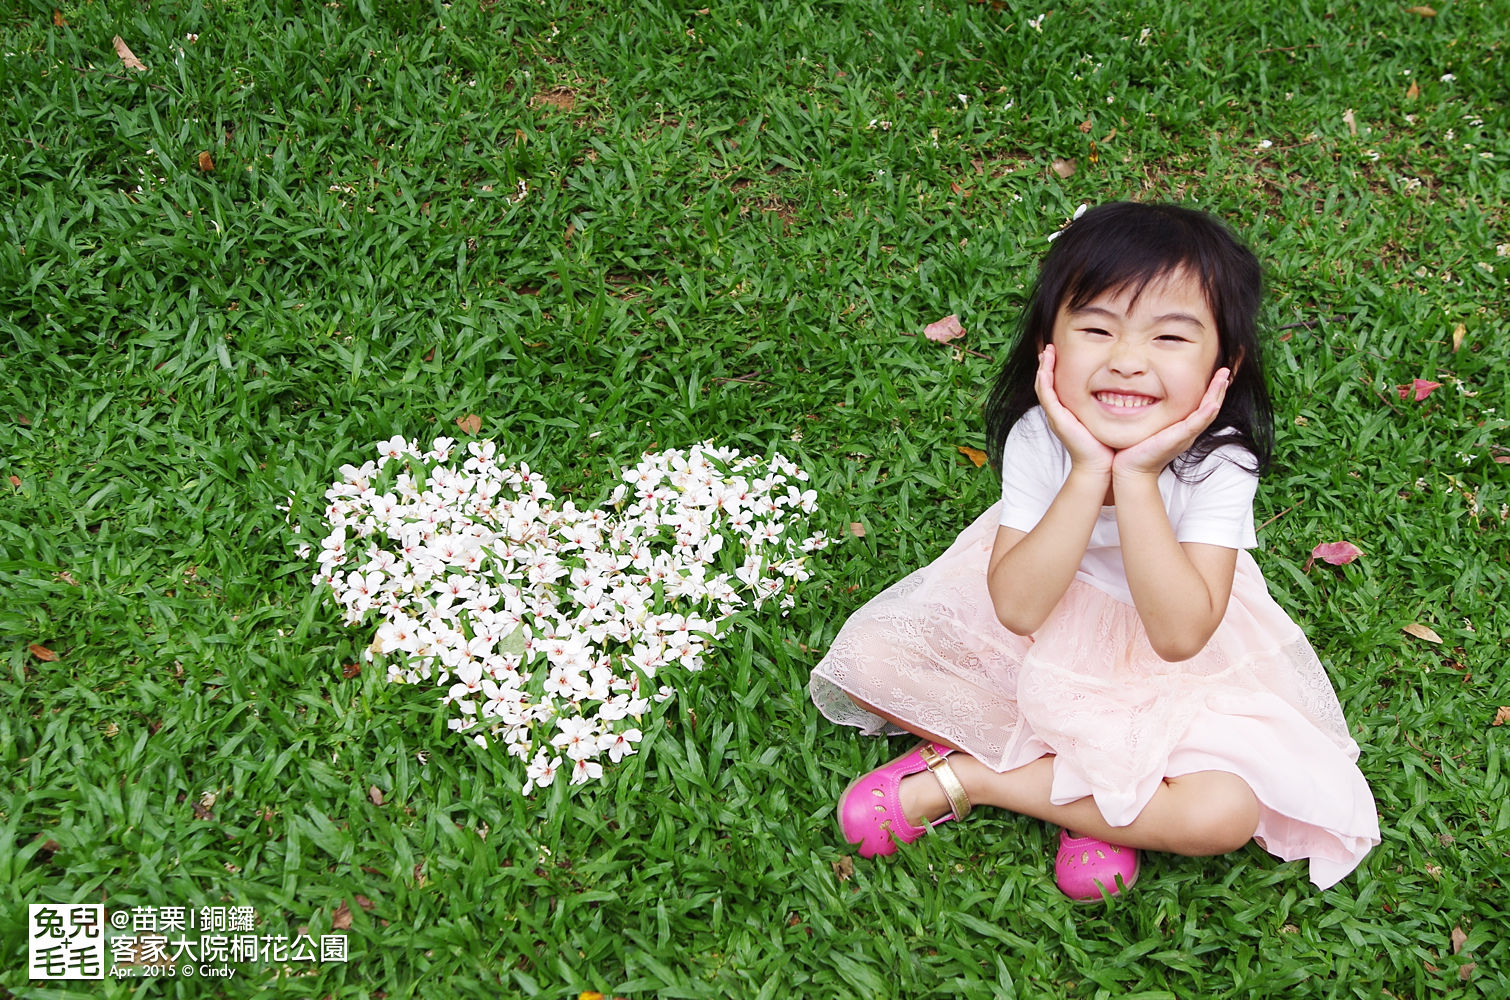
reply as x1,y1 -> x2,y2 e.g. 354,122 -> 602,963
1095,392 -> 1156,408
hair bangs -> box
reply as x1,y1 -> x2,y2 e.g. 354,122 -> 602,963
1058,213 -> 1220,319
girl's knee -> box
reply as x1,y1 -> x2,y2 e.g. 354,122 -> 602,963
1166,774 -> 1260,856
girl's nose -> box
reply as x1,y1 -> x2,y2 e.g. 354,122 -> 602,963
1109,340 -> 1147,375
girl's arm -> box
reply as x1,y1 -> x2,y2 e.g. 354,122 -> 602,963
1110,368 -> 1236,660
987,472 -> 1107,635
1112,476 -> 1237,660
987,346 -> 1113,635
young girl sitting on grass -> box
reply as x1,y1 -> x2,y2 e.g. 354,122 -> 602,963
810,202 -> 1379,900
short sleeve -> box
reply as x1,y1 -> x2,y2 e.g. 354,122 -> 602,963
1172,446 -> 1259,549
998,408 -> 1069,531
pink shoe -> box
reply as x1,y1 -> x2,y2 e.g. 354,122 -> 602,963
839,742 -> 972,857
1055,829 -> 1140,901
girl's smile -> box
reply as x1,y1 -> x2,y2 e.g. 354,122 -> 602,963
1048,270 -> 1221,452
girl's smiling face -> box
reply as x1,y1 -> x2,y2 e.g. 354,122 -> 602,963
1048,269 -> 1222,451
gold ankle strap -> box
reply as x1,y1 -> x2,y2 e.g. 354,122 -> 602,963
918,743 -> 972,822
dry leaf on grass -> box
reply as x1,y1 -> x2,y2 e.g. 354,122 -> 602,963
1397,378 -> 1442,401
332,900 -> 353,929
1342,108 -> 1357,136
368,785 -> 384,806
197,151 -> 214,172
53,10 -> 67,27
29,644 -> 59,662
455,413 -> 482,435
113,36 -> 147,72
1402,623 -> 1443,644
957,445 -> 988,468
1051,158 -> 1077,178
848,522 -> 866,538
1451,323 -> 1466,351
1303,541 -> 1362,571
1405,4 -> 1437,15
832,855 -> 855,881
1406,80 -> 1420,100
1493,706 -> 1510,726
1452,926 -> 1468,954
923,314 -> 966,343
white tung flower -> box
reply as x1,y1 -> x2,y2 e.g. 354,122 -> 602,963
303,438 -> 825,792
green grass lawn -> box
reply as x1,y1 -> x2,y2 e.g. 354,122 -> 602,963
3,0 -> 1508,996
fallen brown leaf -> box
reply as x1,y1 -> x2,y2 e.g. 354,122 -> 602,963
923,314 -> 966,344
1078,119 -> 1093,133
832,855 -> 855,881
1405,4 -> 1436,15
1402,623 -> 1443,644
342,662 -> 361,679
333,900 -> 353,930
1051,158 -> 1077,178
1494,706 -> 1510,726
53,9 -> 67,27
1451,925 -> 1468,954
197,151 -> 215,172
1342,109 -> 1358,136
455,413 -> 482,435
354,894 -> 375,911
848,522 -> 866,538
1451,323 -> 1465,351
1406,80 -> 1420,100
957,445 -> 988,468
113,36 -> 147,72
1459,962 -> 1475,981
368,785 -> 384,806
29,644 -> 58,662
8,475 -> 19,487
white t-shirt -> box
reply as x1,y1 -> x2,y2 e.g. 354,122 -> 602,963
998,407 -> 1259,605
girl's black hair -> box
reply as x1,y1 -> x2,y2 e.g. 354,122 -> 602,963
984,201 -> 1274,479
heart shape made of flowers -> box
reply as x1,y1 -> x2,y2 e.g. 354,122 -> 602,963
294,436 -> 827,793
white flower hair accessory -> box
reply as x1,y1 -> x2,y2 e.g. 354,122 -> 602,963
1045,202 -> 1090,242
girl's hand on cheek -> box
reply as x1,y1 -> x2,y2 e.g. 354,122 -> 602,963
1036,345 -> 1114,476
1113,367 -> 1232,479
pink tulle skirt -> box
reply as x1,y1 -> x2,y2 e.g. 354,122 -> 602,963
810,502 -> 1379,888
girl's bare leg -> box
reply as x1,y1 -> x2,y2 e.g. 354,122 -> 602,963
850,696 -> 1260,857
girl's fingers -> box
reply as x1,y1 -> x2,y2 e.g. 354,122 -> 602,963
1114,368 -> 1233,475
